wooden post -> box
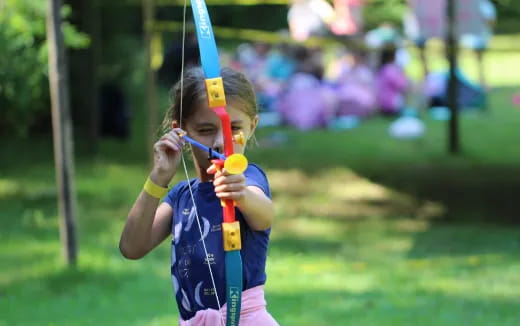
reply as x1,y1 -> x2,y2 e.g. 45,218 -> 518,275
47,0 -> 78,266
143,0 -> 158,166
446,0 -> 460,154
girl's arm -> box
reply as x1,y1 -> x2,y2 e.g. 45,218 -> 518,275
120,129 -> 185,259
210,166 -> 274,231
235,186 -> 275,231
119,190 -> 173,260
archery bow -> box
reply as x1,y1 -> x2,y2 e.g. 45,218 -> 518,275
178,1 -> 247,325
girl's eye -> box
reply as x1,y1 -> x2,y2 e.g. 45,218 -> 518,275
198,129 -> 215,134
231,125 -> 242,132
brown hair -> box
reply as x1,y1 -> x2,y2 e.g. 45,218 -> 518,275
162,67 -> 258,133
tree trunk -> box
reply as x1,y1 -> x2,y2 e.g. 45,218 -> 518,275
47,0 -> 79,266
447,0 -> 460,154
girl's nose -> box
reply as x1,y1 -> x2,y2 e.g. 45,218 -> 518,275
212,132 -> 224,154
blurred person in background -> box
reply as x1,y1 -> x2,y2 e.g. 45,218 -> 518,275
332,48 -> 376,118
277,46 -> 337,130
460,0 -> 496,89
288,0 -> 335,41
375,45 -> 409,116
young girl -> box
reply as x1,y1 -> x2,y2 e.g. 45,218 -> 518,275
120,67 -> 278,325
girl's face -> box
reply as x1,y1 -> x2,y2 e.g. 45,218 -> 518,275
184,100 -> 258,171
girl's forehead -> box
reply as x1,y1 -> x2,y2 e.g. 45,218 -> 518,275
190,102 -> 250,123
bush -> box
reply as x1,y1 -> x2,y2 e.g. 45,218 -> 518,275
0,0 -> 89,136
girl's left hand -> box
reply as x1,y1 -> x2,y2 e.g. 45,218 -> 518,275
207,164 -> 246,202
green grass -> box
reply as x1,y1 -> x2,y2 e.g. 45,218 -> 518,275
2,36 -> 520,325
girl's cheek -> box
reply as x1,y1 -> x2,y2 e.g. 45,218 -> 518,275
194,135 -> 215,148
233,144 -> 245,154
192,147 -> 209,161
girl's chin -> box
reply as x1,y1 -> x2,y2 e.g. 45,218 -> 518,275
197,164 -> 212,173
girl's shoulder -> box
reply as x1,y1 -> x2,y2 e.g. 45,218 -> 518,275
171,178 -> 198,193
164,178 -> 198,207
245,163 -> 269,180
246,162 -> 266,172
245,163 -> 271,198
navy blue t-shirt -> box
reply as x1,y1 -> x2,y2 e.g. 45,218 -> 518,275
163,163 -> 271,320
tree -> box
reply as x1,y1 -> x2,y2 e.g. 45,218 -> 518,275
47,0 -> 78,267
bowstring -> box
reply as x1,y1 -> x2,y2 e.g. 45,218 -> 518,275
179,1 -> 225,324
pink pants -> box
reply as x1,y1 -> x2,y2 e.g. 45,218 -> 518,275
179,285 -> 278,326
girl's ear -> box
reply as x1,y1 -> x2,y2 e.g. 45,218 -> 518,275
249,115 -> 259,140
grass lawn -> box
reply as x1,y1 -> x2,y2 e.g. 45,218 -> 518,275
1,36 -> 520,325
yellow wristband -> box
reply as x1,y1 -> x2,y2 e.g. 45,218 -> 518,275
144,177 -> 168,199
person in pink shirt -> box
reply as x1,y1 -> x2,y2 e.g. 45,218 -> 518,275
334,50 -> 376,118
277,46 -> 337,130
375,45 -> 409,115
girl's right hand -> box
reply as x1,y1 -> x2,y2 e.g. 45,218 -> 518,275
150,128 -> 185,186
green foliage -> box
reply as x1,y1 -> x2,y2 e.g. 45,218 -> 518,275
363,0 -> 408,31
0,0 -> 89,137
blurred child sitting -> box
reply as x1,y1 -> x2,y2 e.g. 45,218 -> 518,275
375,45 -> 409,115
259,42 -> 297,112
277,46 -> 337,130
333,49 -> 376,118
235,42 -> 296,113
